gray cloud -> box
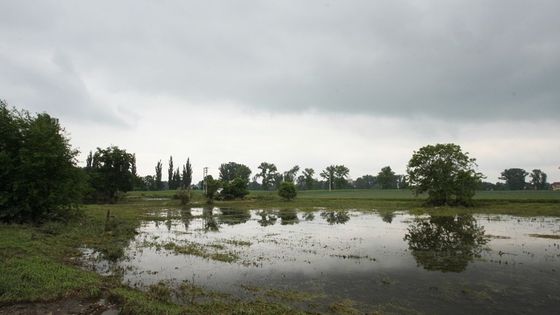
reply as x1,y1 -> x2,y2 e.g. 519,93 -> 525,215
1,0 -> 559,122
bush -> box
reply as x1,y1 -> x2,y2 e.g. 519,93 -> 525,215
220,178 -> 249,200
175,187 -> 191,205
278,182 -> 297,201
0,101 -> 85,223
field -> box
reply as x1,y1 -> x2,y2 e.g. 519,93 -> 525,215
1,189 -> 559,314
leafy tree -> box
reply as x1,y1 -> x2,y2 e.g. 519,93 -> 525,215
0,102 -> 85,222
256,162 -> 278,190
278,181 -> 297,200
204,175 -> 220,204
155,160 -> 163,190
221,178 -> 249,200
499,168 -> 528,190
283,165 -> 300,183
302,168 -> 315,190
529,169 -> 548,190
377,166 -> 397,189
407,143 -> 483,206
320,165 -> 336,190
218,162 -> 251,199
219,162 -> 251,183
141,175 -> 155,191
355,175 -> 376,189
172,168 -> 181,189
182,158 -> 192,188
86,146 -> 135,203
168,156 -> 174,189
334,165 -> 350,189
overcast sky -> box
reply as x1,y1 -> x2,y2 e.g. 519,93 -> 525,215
1,0 -> 559,183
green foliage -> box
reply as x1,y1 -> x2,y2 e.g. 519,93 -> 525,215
175,187 -> 191,205
257,162 -> 278,190
204,175 -> 220,203
220,178 -> 249,200
302,168 -> 315,190
499,168 -> 528,190
278,181 -> 297,200
354,175 -> 376,189
85,146 -> 135,203
219,161 -> 251,183
283,165 -> 300,183
154,160 -> 163,190
407,143 -> 483,206
0,101 -> 85,223
529,169 -> 548,190
182,158 -> 192,188
320,165 -> 350,190
377,166 -> 397,189
167,156 -> 174,189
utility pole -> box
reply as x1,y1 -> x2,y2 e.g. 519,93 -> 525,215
203,167 -> 208,194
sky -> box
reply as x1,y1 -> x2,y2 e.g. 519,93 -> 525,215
1,0 -> 559,183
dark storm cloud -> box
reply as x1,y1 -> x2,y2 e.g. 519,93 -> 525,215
1,0 -> 559,121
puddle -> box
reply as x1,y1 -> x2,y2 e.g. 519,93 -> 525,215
84,208 -> 560,314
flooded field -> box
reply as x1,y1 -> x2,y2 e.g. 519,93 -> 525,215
84,208 -> 560,314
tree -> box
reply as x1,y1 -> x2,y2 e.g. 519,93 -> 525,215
302,168 -> 315,190
155,160 -> 163,190
204,175 -> 220,204
407,143 -> 483,206
1,101 -> 85,222
219,162 -> 251,183
278,181 -> 297,200
256,162 -> 278,190
168,156 -> 174,189
499,168 -> 528,190
377,166 -> 397,189
86,146 -> 135,203
182,158 -> 192,188
283,165 -> 300,183
320,165 -> 336,190
529,169 -> 548,190
355,175 -> 376,189
218,162 -> 251,199
334,165 -> 350,189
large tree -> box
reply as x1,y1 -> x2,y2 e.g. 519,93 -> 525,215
320,165 -> 350,190
283,165 -> 300,183
407,143 -> 483,206
182,158 -> 193,188
1,101 -> 85,222
499,168 -> 528,190
302,168 -> 315,190
256,162 -> 278,190
168,156 -> 174,189
219,162 -> 251,199
355,175 -> 376,189
377,166 -> 397,189
155,160 -> 163,190
529,169 -> 547,190
86,146 -> 135,203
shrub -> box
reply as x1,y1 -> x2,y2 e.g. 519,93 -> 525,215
278,182 -> 297,201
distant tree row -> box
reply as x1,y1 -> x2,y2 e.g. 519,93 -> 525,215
478,168 -> 550,191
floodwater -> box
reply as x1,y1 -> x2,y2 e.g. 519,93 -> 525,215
83,208 -> 560,314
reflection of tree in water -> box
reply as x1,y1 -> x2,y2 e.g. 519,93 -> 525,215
279,209 -> 299,225
320,210 -> 350,225
202,207 -> 219,232
180,208 -> 193,231
218,208 -> 251,225
302,212 -> 315,221
381,212 -> 395,224
404,215 -> 488,272
257,210 -> 277,227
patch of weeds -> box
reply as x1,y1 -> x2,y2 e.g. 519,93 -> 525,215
147,281 -> 172,302
110,287 -> 183,315
163,242 -> 239,263
329,299 -> 360,315
263,288 -> 323,302
222,239 -> 252,246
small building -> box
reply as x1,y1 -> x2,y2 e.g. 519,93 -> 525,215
551,182 -> 560,191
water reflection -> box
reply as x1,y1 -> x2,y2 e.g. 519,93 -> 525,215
202,207 -> 219,232
218,208 -> 251,225
257,210 -> 277,227
404,215 -> 488,272
320,210 -> 350,225
180,208 -> 193,231
278,209 -> 299,225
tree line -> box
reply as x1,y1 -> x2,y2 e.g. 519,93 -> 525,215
1,101 -> 556,222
